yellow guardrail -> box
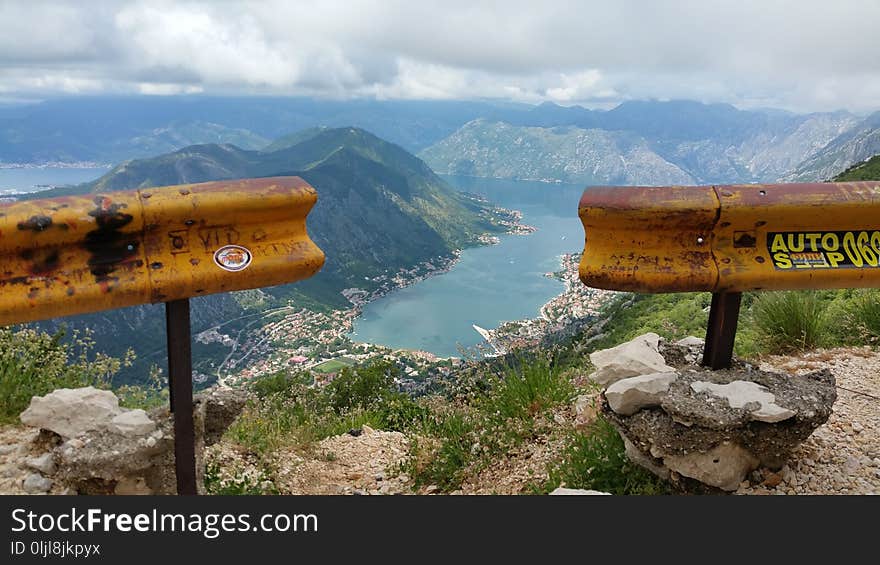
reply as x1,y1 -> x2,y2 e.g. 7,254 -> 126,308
578,181 -> 880,370
1,176 -> 325,495
0,176 -> 325,325
578,182 -> 880,293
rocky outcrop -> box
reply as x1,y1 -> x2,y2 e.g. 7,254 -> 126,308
605,372 -> 677,416
592,334 -> 837,492
17,385 -> 247,495
20,387 -> 123,439
588,332 -> 675,387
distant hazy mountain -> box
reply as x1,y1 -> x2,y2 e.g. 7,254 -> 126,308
421,100 -> 860,185
783,112 -> 880,181
35,127 -> 501,383
420,119 -> 696,185
0,97 -> 534,163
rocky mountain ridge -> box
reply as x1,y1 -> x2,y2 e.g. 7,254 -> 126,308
421,106 -> 866,185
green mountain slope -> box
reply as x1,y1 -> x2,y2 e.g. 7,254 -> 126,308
833,154 -> 880,181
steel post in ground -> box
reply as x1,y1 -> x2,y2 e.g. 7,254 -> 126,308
701,291 -> 742,370
166,298 -> 197,495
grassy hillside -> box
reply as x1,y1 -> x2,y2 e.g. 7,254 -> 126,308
833,154 -> 880,181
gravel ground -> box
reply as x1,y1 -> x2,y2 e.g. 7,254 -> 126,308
269,426 -> 411,495
736,347 -> 880,495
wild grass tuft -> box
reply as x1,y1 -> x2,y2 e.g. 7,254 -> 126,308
539,417 -> 670,495
750,291 -> 829,353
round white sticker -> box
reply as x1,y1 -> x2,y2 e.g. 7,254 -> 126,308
213,245 -> 252,272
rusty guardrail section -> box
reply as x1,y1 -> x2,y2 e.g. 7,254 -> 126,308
578,182 -> 880,368
0,176 -> 324,324
0,176 -> 325,494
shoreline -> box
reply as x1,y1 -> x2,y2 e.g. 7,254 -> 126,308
223,204 -> 534,383
482,253 -> 618,354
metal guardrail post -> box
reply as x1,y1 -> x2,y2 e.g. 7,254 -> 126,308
701,291 -> 742,370
166,298 -> 196,495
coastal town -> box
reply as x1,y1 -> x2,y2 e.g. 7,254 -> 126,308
484,253 -> 618,353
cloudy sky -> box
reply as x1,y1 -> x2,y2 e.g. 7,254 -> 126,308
1,0 -> 879,112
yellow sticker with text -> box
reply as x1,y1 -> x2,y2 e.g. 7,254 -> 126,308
768,231 -> 880,270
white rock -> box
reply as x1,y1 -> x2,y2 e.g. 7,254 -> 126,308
114,477 -> 151,495
549,487 -> 611,495
588,333 -> 675,387
663,442 -> 759,491
22,473 -> 53,493
675,336 -> 705,347
0,444 -> 18,456
24,453 -> 55,475
108,410 -> 156,436
690,380 -> 796,423
605,372 -> 678,416
20,387 -> 123,439
64,438 -> 85,450
361,424 -> 375,435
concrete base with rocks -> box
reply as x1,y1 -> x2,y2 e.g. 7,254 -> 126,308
12,386 -> 246,495
590,333 -> 837,492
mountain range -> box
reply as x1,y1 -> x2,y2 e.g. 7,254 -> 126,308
421,101 -> 874,185
3,97 -> 877,184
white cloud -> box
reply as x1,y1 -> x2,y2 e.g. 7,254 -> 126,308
0,0 -> 878,112
136,82 -> 204,95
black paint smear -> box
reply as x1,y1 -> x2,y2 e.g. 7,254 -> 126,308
83,197 -> 139,286
17,215 -> 53,232
21,248 -> 61,275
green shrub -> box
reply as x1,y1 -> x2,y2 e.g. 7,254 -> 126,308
325,361 -> 398,412
407,410 -> 476,490
0,327 -> 133,423
115,364 -> 168,410
229,360 -> 425,458
376,394 -> 430,432
226,394 -> 312,456
540,417 -> 670,495
750,291 -> 828,353
405,354 -> 575,491
251,370 -> 312,399
848,289 -> 880,343
487,355 -> 573,421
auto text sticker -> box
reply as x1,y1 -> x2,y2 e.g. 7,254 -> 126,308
768,231 -> 880,270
